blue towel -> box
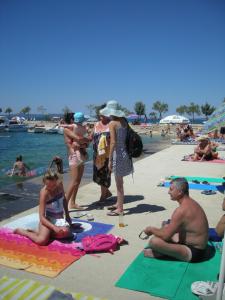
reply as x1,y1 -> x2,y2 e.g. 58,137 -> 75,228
72,219 -> 114,242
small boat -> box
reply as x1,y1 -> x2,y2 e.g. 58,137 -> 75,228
33,125 -> 46,133
45,125 -> 59,134
7,117 -> 28,132
0,116 -> 9,132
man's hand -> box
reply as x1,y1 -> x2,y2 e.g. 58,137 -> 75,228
144,226 -> 153,236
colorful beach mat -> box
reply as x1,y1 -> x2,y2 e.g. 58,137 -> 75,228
159,181 -> 225,193
0,276 -> 107,300
167,175 -> 225,184
115,245 -> 220,300
3,213 -> 114,242
0,228 -> 84,277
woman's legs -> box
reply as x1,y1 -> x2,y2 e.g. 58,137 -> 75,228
109,175 -> 124,213
14,223 -> 51,246
67,164 -> 85,209
100,185 -> 112,201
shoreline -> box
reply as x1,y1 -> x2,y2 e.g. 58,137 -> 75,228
0,136 -> 171,221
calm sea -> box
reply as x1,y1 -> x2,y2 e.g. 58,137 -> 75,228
0,131 -> 169,190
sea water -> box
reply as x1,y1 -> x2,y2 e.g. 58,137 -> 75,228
0,131 -> 169,190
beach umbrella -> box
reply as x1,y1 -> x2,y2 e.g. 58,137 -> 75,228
203,103 -> 225,132
126,114 -> 139,119
159,115 -> 190,124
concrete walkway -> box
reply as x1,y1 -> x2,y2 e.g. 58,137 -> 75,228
0,145 -> 224,300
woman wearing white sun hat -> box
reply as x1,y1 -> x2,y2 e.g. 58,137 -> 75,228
100,100 -> 133,216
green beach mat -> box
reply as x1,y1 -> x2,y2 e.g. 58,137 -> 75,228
115,245 -> 221,300
167,175 -> 225,183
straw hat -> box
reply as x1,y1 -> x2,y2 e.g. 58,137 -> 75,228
99,100 -> 125,118
197,135 -> 209,141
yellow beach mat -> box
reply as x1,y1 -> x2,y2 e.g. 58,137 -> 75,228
0,276 -> 108,300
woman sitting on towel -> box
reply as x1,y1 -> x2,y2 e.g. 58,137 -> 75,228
14,170 -> 72,245
192,137 -> 215,161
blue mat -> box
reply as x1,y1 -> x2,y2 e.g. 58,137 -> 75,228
72,219 -> 114,242
161,181 -> 225,193
3,213 -> 114,243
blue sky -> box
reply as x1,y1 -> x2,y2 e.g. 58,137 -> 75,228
0,0 -> 225,116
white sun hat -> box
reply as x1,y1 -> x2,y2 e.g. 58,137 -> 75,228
99,100 -> 125,118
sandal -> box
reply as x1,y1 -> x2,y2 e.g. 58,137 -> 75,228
191,281 -> 217,296
107,205 -> 117,211
107,210 -> 123,216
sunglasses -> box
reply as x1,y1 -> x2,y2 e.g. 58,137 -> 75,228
138,230 -> 149,240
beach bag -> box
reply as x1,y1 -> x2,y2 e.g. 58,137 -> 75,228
81,234 -> 119,254
126,125 -> 143,158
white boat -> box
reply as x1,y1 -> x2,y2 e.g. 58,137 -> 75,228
159,115 -> 190,124
45,125 -> 59,134
34,126 -> 46,133
0,116 -> 9,132
7,117 -> 28,132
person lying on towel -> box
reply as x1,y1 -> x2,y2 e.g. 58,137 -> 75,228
143,177 -> 209,262
14,170 -> 73,245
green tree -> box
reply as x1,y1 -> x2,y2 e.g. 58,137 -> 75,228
152,101 -> 168,119
186,102 -> 201,122
201,102 -> 216,120
20,106 -> 31,120
5,107 -> 12,117
134,101 -> 145,118
0,108 -> 2,114
176,105 -> 188,115
149,111 -> 158,121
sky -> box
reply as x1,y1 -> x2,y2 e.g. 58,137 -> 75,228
0,0 -> 225,116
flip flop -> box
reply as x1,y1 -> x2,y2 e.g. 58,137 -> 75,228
107,205 -> 117,211
202,181 -> 210,184
192,180 -> 200,184
201,190 -> 217,195
191,281 -> 218,296
107,210 -> 122,216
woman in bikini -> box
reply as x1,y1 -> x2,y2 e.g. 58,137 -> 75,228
14,170 -> 72,245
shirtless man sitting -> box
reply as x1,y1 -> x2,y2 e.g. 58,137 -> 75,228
143,177 -> 209,262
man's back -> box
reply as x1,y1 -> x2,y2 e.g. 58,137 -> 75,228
178,196 -> 209,249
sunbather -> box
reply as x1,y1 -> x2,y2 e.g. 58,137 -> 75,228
192,136 -> 215,161
143,177 -> 209,262
14,170 -> 72,245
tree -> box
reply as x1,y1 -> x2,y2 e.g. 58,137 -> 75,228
186,102 -> 201,122
20,106 -> 31,120
0,108 -> 2,114
176,105 -> 188,115
201,102 -> 216,120
149,111 -> 158,121
134,101 -> 145,118
86,104 -> 95,117
5,107 -> 12,117
152,101 -> 168,119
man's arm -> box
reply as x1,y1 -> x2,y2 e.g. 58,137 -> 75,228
144,209 -> 183,241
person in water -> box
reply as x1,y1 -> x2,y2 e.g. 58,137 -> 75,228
11,155 -> 30,176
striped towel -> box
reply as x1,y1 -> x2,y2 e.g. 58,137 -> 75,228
0,276 -> 107,300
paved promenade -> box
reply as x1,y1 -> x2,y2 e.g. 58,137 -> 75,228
0,145 -> 224,300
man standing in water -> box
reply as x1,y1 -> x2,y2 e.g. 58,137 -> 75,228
143,177 -> 209,262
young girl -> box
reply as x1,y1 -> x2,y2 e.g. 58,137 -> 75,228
14,170 -> 72,245
62,112 -> 91,209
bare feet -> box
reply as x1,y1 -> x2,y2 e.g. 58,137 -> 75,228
144,248 -> 163,258
68,203 -> 82,210
13,228 -> 26,235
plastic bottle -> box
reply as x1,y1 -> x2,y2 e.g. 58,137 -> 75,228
119,212 -> 125,227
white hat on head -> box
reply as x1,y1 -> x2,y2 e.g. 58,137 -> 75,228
99,100 -> 125,118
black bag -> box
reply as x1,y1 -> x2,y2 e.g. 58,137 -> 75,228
126,125 -> 143,158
